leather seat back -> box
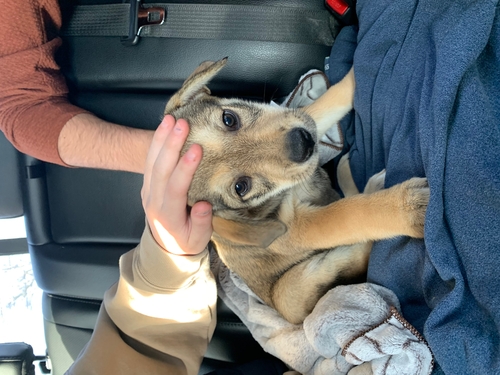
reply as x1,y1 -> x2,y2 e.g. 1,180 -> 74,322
22,1 -> 336,373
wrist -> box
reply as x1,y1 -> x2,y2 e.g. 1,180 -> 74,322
148,218 -> 206,256
137,224 -> 208,290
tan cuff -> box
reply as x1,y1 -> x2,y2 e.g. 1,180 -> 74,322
132,224 -> 209,292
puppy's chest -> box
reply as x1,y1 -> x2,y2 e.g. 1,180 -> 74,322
280,168 -> 340,223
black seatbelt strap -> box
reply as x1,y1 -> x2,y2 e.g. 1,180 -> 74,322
61,2 -> 336,46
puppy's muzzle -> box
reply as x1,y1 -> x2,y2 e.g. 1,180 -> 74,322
286,128 -> 315,163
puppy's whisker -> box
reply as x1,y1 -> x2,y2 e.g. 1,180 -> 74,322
299,178 -> 315,197
302,180 -> 314,196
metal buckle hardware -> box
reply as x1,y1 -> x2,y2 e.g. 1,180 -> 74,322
121,0 -> 166,46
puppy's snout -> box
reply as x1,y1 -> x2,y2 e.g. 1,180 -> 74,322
286,128 -> 315,163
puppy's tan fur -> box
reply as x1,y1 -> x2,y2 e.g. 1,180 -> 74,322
164,59 -> 429,324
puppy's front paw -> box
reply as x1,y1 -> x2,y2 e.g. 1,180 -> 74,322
399,177 -> 429,238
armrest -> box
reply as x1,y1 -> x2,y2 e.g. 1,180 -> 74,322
0,342 -> 35,375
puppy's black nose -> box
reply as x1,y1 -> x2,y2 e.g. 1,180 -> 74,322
286,128 -> 315,163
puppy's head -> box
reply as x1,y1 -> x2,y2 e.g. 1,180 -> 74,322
164,58 -> 320,246
165,58 -> 319,209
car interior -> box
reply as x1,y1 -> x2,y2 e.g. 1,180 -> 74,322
0,1 -> 343,374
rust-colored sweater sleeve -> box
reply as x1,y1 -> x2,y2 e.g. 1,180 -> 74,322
0,0 -> 88,165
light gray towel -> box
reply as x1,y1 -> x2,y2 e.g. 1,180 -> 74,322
211,252 -> 434,375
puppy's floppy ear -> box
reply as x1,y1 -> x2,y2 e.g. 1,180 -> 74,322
165,57 -> 228,114
212,216 -> 287,248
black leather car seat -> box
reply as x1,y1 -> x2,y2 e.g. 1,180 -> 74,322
12,1 -> 337,373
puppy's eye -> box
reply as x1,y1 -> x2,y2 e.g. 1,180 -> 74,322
222,110 -> 240,130
235,177 -> 251,197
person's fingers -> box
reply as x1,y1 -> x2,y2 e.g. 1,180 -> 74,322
142,116 -> 175,200
145,116 -> 175,178
161,143 -> 203,230
148,118 -> 190,205
142,117 -> 212,255
186,201 -> 213,254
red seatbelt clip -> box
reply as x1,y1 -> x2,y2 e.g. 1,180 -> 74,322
325,0 -> 357,25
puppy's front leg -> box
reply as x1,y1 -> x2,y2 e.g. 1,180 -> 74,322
289,178 -> 429,250
272,242 -> 371,324
303,68 -> 355,138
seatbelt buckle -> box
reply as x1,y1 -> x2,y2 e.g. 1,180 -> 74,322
121,0 -> 166,46
325,0 -> 357,25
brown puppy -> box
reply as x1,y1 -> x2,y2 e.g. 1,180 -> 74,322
164,58 -> 429,324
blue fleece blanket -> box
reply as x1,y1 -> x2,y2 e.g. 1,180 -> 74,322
326,1 -> 500,374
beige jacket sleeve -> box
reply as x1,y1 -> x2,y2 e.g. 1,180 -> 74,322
66,226 -> 217,375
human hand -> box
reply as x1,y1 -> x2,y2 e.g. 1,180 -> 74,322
141,115 -> 212,255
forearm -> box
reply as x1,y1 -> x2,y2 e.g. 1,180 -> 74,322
68,226 -> 217,375
0,0 -> 153,172
68,119 -> 215,374
58,113 -> 154,173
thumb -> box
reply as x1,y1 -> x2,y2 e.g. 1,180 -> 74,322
187,201 -> 213,254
